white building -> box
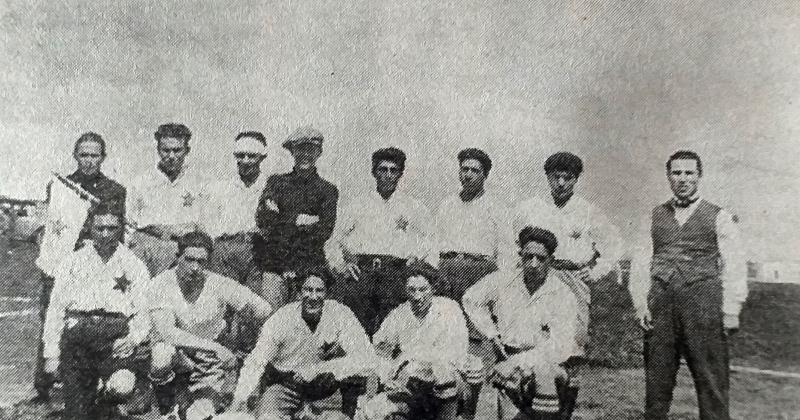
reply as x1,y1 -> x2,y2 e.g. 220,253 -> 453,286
756,261 -> 800,285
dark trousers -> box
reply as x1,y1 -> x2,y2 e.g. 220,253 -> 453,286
645,278 -> 729,420
332,255 -> 410,336
34,273 -> 55,397
60,314 -> 134,420
439,255 -> 497,338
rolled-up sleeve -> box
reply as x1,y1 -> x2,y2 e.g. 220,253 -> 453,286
717,210 -> 748,318
462,273 -> 501,340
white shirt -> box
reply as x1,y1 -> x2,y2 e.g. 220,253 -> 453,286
43,243 -> 151,359
463,268 -> 583,365
204,174 -> 267,238
330,190 -> 437,267
233,300 -> 375,403
513,195 -> 623,279
436,192 -> 513,267
628,197 -> 748,318
127,164 -> 210,228
149,269 -> 268,341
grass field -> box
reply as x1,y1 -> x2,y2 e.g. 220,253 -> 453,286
1,237 -> 799,418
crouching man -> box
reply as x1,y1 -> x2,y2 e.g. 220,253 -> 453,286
148,231 -> 273,420
230,268 -> 375,420
358,271 -> 483,420
463,227 -> 585,420
42,203 -> 151,419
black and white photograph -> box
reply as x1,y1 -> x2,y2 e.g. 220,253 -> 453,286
0,1 -> 798,419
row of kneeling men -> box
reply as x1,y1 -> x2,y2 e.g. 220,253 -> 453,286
43,205 -> 580,420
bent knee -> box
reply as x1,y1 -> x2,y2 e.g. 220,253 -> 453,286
150,342 -> 177,372
105,369 -> 136,399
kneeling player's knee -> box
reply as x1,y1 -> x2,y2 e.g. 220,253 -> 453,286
105,369 -> 136,400
185,398 -> 216,420
150,342 -> 176,380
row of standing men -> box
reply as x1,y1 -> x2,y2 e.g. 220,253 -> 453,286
35,123 -> 747,420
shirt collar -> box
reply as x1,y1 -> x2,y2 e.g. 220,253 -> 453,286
671,193 -> 701,209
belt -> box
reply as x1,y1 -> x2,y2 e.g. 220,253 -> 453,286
440,251 -> 492,262
356,254 -> 407,270
65,309 -> 129,320
217,232 -> 254,242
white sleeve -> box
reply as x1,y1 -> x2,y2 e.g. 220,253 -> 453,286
588,206 -> 624,281
716,210 -> 748,318
628,213 -> 653,314
42,259 -> 73,359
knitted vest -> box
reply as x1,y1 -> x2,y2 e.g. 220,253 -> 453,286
650,199 -> 721,285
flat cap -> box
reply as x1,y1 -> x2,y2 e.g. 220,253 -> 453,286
283,125 -> 323,149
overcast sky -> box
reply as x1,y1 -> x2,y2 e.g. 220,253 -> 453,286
1,1 -> 798,260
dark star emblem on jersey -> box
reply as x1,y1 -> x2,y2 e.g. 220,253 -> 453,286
395,216 -> 409,232
49,218 -> 68,237
113,274 -> 131,293
569,229 -> 582,240
182,192 -> 195,207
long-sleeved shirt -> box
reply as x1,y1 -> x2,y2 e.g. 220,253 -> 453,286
149,269 -> 271,341
628,197 -> 748,318
513,195 -> 623,280
435,192 -> 513,269
126,164 -> 210,229
329,190 -> 437,268
462,268 -> 583,366
372,297 -> 468,382
254,169 -> 338,270
233,300 -> 374,402
43,243 -> 151,359
204,173 -> 268,238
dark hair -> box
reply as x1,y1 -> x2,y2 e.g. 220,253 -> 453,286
372,147 -> 407,174
88,202 -> 124,224
235,131 -> 267,145
406,260 -> 446,295
297,266 -> 335,290
666,150 -> 703,176
457,148 -> 492,175
74,132 -> 107,157
518,226 -> 558,255
544,152 -> 583,176
154,123 -> 192,143
176,230 -> 214,256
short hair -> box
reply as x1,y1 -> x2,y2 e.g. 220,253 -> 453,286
88,202 -> 124,225
74,132 -> 107,157
544,152 -> 583,176
666,150 -> 703,175
406,260 -> 445,295
297,266 -> 335,290
176,230 -> 214,256
457,148 -> 492,175
518,226 -> 558,255
154,123 -> 192,143
235,131 -> 267,145
372,147 -> 407,174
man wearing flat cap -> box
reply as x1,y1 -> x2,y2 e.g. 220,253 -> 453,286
255,125 -> 339,310
512,152 -> 622,349
463,226 -> 585,420
329,147 -> 438,336
127,123 -> 211,276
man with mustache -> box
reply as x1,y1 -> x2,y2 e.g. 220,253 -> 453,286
230,268 -> 374,420
41,203 -> 151,419
463,226 -> 584,420
127,123 -> 211,276
148,231 -> 274,420
254,126 -> 339,309
629,150 -> 748,420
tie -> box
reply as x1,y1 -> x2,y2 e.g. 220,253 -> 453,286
673,197 -> 698,208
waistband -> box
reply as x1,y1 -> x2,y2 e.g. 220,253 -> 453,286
65,309 -> 129,320
216,232 -> 256,242
440,251 -> 492,262
356,254 -> 407,270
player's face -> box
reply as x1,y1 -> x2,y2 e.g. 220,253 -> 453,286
373,160 -> 402,194
90,214 -> 122,254
547,170 -> 578,202
300,276 -> 327,317
519,241 -> 551,280
406,275 -> 433,316
234,151 -> 266,177
459,159 -> 486,192
668,159 -> 701,200
157,137 -> 189,173
74,141 -> 105,176
290,143 -> 322,171
177,246 -> 208,279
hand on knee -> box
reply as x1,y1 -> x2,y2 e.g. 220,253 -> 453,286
150,342 -> 177,383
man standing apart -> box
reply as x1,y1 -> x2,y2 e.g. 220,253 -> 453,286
513,152 -> 622,349
329,147 -> 438,336
148,231 -> 273,420
128,123 -> 209,276
42,204 -> 151,419
629,150 -> 747,420
231,269 -> 374,420
463,227 -> 584,420
255,126 -> 338,309
34,132 -> 127,401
